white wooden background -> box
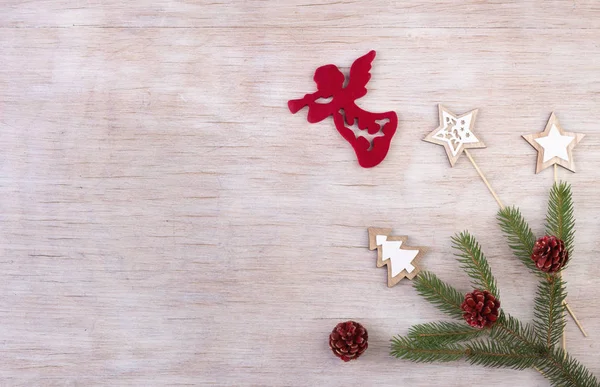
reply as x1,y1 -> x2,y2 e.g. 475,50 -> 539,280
1,1 -> 599,386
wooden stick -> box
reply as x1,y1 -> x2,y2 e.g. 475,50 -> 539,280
464,149 -> 505,209
564,302 -> 588,337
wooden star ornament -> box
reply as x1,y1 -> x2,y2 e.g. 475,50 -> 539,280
368,228 -> 427,287
522,112 -> 585,174
424,105 -> 486,167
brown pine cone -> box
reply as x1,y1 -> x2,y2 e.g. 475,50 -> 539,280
531,235 -> 569,273
461,290 -> 500,329
329,321 -> 368,362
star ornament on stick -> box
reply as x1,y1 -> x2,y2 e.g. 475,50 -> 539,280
522,112 -> 585,173
424,105 -> 485,166
368,228 -> 427,287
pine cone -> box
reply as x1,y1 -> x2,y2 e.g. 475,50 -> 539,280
532,235 -> 568,273
461,290 -> 500,329
329,321 -> 368,362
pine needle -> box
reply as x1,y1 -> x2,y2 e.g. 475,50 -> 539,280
538,347 -> 600,387
497,206 -> 541,275
413,271 -> 465,320
546,182 -> 575,262
408,321 -> 484,345
451,232 -> 499,298
466,339 -> 539,370
390,336 -> 466,362
491,311 -> 540,349
533,276 -> 567,349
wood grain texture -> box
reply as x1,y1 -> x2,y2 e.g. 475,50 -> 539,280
1,1 -> 599,386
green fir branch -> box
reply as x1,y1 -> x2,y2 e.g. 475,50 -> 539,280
390,336 -> 466,363
538,347 -> 600,387
491,311 -> 540,349
466,339 -> 539,370
451,232 -> 498,298
390,185 -> 598,384
533,276 -> 566,348
546,182 -> 575,258
497,206 -> 541,275
408,321 -> 484,345
413,271 -> 465,320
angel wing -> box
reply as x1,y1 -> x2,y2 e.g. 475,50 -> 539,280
346,50 -> 376,100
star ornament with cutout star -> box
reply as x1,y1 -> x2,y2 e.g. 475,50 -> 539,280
423,105 -> 486,167
368,228 -> 427,287
523,113 -> 585,174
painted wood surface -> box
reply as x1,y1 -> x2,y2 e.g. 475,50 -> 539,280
1,1 -> 599,385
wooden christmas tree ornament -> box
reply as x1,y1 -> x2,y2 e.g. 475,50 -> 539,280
522,112 -> 585,174
368,228 -> 427,287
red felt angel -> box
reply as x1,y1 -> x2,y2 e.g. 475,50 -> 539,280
288,50 -> 397,168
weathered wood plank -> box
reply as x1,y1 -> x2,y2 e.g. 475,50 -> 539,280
0,2 -> 599,385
